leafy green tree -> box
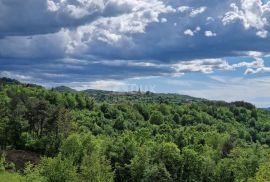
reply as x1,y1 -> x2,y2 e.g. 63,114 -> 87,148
24,163 -> 46,182
65,93 -> 77,109
0,172 -> 25,182
216,159 -> 235,182
76,94 -> 86,109
7,95 -> 27,147
80,152 -> 114,182
173,113 -> 181,124
179,147 -> 204,182
252,161 -> 270,182
149,111 -> 164,125
60,134 -> 83,165
0,154 -> 5,172
143,163 -> 172,182
130,147 -> 150,182
133,104 -> 149,121
0,93 -> 9,148
38,156 -> 78,182
154,142 -> 182,180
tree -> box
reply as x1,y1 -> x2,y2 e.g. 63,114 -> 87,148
26,99 -> 51,138
65,93 -> 77,109
130,147 -> 150,182
143,163 -> 172,182
133,104 -> 149,121
24,163 -> 46,182
80,152 -> 114,182
0,154 -> 5,172
7,94 -> 27,148
173,113 -> 181,124
216,159 -> 235,182
75,94 -> 86,109
248,161 -> 270,182
60,134 -> 83,165
154,142 -> 182,180
179,147 -> 204,182
38,156 -> 78,182
149,111 -> 164,125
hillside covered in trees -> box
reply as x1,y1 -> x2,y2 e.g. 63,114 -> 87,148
0,78 -> 270,182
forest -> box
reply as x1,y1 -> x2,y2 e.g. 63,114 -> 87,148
0,77 -> 270,182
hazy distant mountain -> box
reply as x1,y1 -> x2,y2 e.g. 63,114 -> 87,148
52,86 -> 77,93
262,107 -> 270,111
0,77 -> 42,88
1,78 -> 262,108
0,77 -> 21,84
51,85 -> 202,104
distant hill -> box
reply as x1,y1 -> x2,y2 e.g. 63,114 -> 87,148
0,78 -> 205,104
83,89 -> 116,95
0,77 -> 42,88
0,77 -> 21,84
52,86 -> 77,93
1,78 -> 254,106
51,85 -> 202,104
82,89 -> 203,104
262,107 -> 270,111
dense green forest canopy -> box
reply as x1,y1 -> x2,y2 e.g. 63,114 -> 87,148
0,77 -> 270,182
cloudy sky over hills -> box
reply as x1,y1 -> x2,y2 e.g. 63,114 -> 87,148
0,0 -> 270,106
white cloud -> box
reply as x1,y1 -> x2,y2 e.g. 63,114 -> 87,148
171,57 -> 270,76
245,66 -> 270,74
256,30 -> 268,38
184,29 -> 194,36
222,0 -> 270,38
64,0 -> 175,51
68,80 -> 128,91
47,0 -> 60,12
177,6 -> 190,13
184,26 -> 201,36
86,80 -> 127,90
195,26 -> 201,32
232,57 -> 264,68
190,6 -> 207,17
161,18 -> 167,23
96,30 -> 122,45
47,0 -> 106,19
242,51 -> 265,57
205,30 -> 217,37
232,57 -> 270,74
206,17 -> 215,22
4,0 -> 174,57
172,59 -> 233,74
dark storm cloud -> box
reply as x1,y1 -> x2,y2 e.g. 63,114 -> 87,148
0,58 -> 174,84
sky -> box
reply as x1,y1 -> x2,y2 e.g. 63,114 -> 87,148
0,0 -> 270,107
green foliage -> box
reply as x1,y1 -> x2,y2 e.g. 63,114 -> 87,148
60,134 -> 83,165
143,163 -> 172,182
37,156 -> 78,182
0,172 -> 25,182
253,161 -> 270,182
24,163 -> 45,182
0,80 -> 270,182
80,152 -> 114,182
149,111 -> 164,125
0,155 -> 5,172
